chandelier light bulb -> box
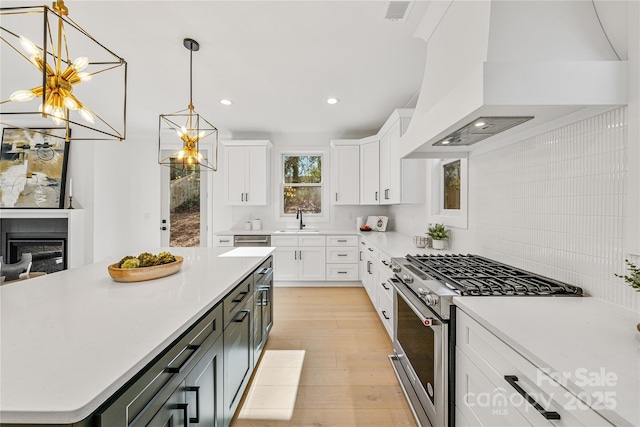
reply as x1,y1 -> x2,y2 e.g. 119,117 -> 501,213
64,97 -> 78,110
9,90 -> 35,102
77,72 -> 92,82
72,56 -> 89,71
79,107 -> 95,123
19,35 -> 40,57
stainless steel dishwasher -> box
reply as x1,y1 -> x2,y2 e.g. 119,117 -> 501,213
233,235 -> 271,247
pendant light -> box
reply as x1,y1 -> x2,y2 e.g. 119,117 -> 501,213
0,1 -> 127,142
158,38 -> 218,172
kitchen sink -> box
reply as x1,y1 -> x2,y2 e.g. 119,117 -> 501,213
273,230 -> 320,234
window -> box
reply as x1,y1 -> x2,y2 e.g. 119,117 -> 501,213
282,155 -> 323,215
431,158 -> 468,229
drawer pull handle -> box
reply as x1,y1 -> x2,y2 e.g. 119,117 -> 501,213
381,283 -> 389,290
382,310 -> 390,320
232,290 -> 249,303
368,248 -> 373,252
337,254 -> 347,257
381,260 -> 388,266
338,271 -> 347,274
504,375 -> 561,420
164,344 -> 200,374
171,403 -> 189,426
337,239 -> 347,242
233,310 -> 250,323
185,386 -> 200,423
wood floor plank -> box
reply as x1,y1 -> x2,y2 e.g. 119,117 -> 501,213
230,287 -> 417,427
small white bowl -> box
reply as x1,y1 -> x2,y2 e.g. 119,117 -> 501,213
413,236 -> 429,248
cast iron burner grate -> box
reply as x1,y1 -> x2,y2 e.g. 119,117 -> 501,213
406,254 -> 582,296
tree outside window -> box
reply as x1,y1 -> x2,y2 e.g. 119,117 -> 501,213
283,155 -> 322,214
443,160 -> 460,210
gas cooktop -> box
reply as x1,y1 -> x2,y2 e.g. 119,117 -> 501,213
406,254 -> 583,297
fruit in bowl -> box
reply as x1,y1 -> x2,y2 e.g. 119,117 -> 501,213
360,225 -> 372,232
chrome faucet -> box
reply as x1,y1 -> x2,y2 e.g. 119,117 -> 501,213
296,208 -> 305,230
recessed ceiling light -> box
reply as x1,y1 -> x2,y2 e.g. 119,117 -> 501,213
474,121 -> 486,127
441,139 -> 451,145
220,99 -> 233,106
326,97 -> 339,105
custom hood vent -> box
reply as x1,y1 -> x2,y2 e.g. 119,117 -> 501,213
400,0 -> 628,158
433,116 -> 533,146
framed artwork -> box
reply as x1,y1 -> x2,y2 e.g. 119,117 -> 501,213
0,128 -> 70,208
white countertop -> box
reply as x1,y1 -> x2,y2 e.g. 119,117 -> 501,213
359,231 -> 456,258
217,227 -> 358,236
0,246 -> 274,424
454,296 -> 640,426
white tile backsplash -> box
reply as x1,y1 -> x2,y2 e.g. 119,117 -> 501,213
393,107 -> 639,311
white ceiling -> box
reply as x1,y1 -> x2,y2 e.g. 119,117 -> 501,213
59,0 -> 429,139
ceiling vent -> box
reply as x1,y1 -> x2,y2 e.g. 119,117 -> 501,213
383,1 -> 413,21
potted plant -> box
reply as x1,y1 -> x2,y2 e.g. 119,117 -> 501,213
615,260 -> 640,332
427,223 -> 449,250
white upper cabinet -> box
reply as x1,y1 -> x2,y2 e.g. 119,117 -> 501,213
359,137 -> 381,205
222,140 -> 272,205
330,142 -> 360,205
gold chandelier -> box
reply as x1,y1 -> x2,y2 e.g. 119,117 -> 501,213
158,38 -> 218,171
0,1 -> 127,141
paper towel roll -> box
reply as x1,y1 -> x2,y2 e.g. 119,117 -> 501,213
356,216 -> 364,229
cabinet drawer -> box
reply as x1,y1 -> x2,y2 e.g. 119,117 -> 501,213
271,235 -> 298,247
457,311 -> 611,426
363,242 -> 378,260
378,276 -> 393,300
224,275 -> 253,328
97,303 -> 223,427
326,247 -> 358,263
215,235 -> 233,247
326,235 -> 358,246
378,290 -> 393,338
298,235 -> 326,247
326,264 -> 359,281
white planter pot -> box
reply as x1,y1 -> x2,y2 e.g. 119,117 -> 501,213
432,239 -> 446,250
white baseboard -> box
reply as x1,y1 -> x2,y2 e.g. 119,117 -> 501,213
274,281 -> 363,288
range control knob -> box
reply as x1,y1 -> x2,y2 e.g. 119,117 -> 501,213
402,274 -> 414,283
423,294 -> 439,307
391,264 -> 401,273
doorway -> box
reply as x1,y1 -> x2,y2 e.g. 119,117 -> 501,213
160,151 -> 208,247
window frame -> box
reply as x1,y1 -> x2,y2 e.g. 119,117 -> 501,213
431,157 -> 468,229
275,148 -> 329,224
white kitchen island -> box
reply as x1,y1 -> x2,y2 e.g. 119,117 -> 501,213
0,246 -> 274,425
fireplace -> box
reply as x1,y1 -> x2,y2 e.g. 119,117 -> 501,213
1,217 -> 69,275
7,234 -> 67,274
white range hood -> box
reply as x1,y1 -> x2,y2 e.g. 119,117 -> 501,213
400,0 -> 628,158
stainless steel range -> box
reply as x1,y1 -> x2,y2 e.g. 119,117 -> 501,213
388,254 -> 582,427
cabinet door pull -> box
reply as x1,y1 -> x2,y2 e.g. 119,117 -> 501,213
381,282 -> 389,290
185,386 -> 200,423
164,344 -> 200,374
241,193 -> 244,202
335,193 -> 338,201
504,375 -> 560,420
375,191 -> 378,201
294,250 -> 297,260
299,250 -> 302,260
232,290 -> 249,303
381,310 -> 390,320
171,403 -> 189,427
359,251 -> 363,261
245,192 -> 249,201
367,261 -> 372,274
233,309 -> 250,323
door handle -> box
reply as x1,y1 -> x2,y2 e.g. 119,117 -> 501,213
161,226 -> 167,231
171,403 -> 189,427
185,386 -> 200,423
504,375 -> 561,420
245,192 -> 249,201
164,345 -> 200,374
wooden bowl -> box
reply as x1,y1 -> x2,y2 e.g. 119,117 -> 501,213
108,256 -> 184,283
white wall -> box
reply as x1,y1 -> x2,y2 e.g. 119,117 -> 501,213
391,107 -> 639,311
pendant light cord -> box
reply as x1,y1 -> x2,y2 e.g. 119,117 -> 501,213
189,47 -> 193,106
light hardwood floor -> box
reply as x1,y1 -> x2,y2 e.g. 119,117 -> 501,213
231,287 -> 418,427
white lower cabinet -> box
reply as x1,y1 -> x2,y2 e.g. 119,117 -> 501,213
272,235 -> 326,281
325,235 -> 359,281
456,310 -> 612,427
359,238 -> 394,339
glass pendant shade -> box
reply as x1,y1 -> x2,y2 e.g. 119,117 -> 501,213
0,2 -> 127,142
158,38 -> 218,172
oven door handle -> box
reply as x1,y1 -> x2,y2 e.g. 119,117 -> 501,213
389,278 -> 441,327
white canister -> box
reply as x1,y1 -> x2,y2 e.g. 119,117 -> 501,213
244,221 -> 251,231
252,219 -> 262,231
356,216 -> 364,230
